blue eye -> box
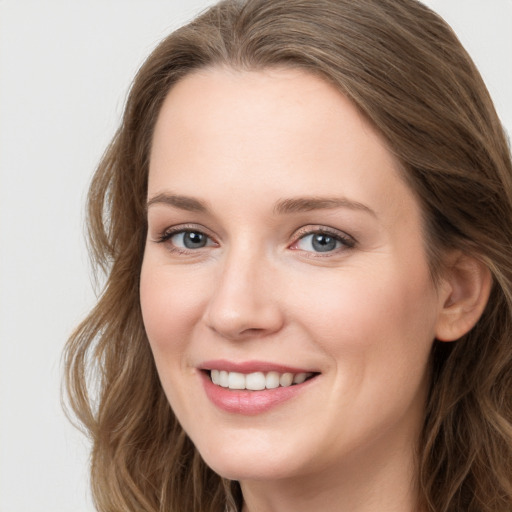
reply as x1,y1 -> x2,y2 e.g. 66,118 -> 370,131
294,231 -> 354,253
159,229 -> 216,250
172,231 -> 209,249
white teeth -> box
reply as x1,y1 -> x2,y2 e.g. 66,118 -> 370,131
219,370 -> 229,388
228,371 -> 246,390
209,370 -> 314,390
246,372 -> 266,390
265,371 -> 280,389
279,372 -> 294,387
293,372 -> 307,384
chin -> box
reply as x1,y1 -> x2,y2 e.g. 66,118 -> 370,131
204,456 -> 299,482
192,433 -> 309,482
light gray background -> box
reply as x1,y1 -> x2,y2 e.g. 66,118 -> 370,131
0,1 -> 510,511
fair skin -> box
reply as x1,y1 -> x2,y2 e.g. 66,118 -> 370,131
140,67 -> 491,512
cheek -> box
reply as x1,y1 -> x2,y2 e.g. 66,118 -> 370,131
139,258 -> 213,421
139,259 -> 207,356
291,261 -> 439,382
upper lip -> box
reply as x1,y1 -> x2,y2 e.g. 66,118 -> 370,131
199,359 -> 317,374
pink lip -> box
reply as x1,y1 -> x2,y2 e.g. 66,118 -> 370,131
198,361 -> 319,415
199,359 -> 314,374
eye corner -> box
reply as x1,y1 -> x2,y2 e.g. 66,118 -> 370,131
151,224 -> 219,255
289,226 -> 356,256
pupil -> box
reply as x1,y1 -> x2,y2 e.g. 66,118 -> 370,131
312,234 -> 336,252
184,232 -> 206,249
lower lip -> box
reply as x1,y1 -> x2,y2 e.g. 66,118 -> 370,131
200,371 -> 317,415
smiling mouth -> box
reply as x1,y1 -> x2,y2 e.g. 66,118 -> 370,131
207,370 -> 318,391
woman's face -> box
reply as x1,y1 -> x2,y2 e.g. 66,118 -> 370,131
140,68 -> 447,482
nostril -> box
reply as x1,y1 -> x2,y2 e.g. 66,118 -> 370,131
207,321 -> 281,341
203,274 -> 285,340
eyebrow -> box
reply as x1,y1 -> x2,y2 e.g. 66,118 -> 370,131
273,196 -> 376,217
146,192 -> 375,217
146,193 -> 208,212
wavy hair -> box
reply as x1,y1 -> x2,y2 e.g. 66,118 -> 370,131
64,1 -> 512,510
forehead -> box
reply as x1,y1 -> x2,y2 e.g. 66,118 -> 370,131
148,67 -> 418,227
151,67 -> 378,166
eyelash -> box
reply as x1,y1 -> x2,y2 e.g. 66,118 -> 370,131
289,226 -> 356,256
154,225 -> 356,256
155,224 -> 217,255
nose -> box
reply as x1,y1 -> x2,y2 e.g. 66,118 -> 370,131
203,249 -> 285,341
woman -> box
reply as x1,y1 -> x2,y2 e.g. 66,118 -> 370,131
64,0 -> 512,510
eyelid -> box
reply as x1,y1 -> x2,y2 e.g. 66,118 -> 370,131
289,225 -> 356,254
153,223 -> 218,249
150,223 -> 355,256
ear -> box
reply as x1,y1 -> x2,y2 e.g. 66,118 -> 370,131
435,252 -> 492,342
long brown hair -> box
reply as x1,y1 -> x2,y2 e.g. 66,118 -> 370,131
64,1 -> 512,510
